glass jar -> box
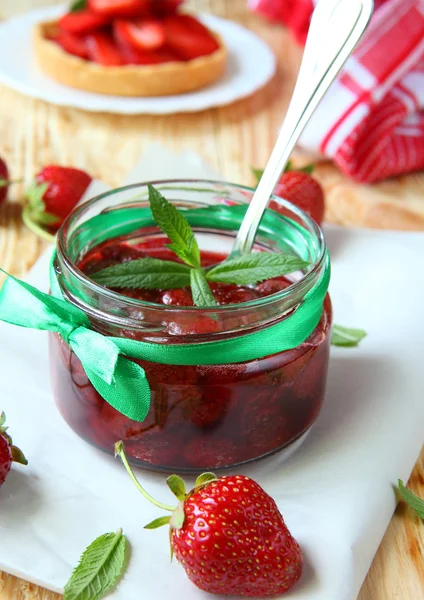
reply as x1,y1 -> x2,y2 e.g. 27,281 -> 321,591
50,180 -> 332,472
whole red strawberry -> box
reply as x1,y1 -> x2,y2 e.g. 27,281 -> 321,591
115,442 -> 303,597
253,164 -> 325,225
0,157 -> 9,205
24,166 -> 92,231
274,170 -> 325,225
0,412 -> 27,486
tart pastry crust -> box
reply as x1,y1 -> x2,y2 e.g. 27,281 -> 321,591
33,20 -> 227,97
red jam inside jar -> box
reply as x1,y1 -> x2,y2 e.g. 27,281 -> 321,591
50,242 -> 331,472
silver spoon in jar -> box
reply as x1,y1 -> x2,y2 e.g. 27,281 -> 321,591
228,0 -> 374,259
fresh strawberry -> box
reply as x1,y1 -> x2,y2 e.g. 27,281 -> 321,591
114,18 -> 166,51
253,164 -> 325,225
54,30 -> 90,59
25,166 -> 92,228
88,0 -> 151,18
86,31 -> 124,65
272,171 -> 325,225
115,442 -> 303,597
0,412 -> 27,487
0,157 -> 9,205
164,14 -> 219,60
59,8 -> 111,35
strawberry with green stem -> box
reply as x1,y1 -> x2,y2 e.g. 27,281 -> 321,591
253,161 -> 325,225
115,441 -> 303,597
0,412 -> 27,486
22,165 -> 92,239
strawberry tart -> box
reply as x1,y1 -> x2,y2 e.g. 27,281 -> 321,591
33,0 -> 227,96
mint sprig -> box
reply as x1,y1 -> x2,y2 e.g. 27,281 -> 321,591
91,185 -> 309,307
148,184 -> 200,268
63,529 -> 127,600
91,258 -> 191,289
398,480 -> 424,519
331,324 -> 367,347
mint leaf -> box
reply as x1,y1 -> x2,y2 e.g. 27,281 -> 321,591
398,480 -> 424,519
206,253 -> 308,286
331,324 -> 367,347
91,258 -> 191,289
190,268 -> 217,307
64,529 -> 127,600
70,0 -> 87,11
148,184 -> 200,268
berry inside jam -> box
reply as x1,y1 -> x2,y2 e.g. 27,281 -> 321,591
50,236 -> 332,472
78,237 -> 293,308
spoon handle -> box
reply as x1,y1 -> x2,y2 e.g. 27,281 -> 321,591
230,0 -> 374,258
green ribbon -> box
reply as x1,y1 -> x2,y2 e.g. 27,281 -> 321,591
0,272 -> 151,422
0,204 -> 330,422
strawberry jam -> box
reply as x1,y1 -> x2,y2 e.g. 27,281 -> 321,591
50,235 -> 332,472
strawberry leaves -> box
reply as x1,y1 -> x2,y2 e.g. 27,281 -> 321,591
166,474 -> 187,501
63,529 -> 127,600
70,0 -> 87,11
24,182 -> 60,226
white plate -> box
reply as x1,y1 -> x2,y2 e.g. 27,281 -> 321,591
0,5 -> 276,114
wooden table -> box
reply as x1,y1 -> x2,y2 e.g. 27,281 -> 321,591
0,1 -> 423,598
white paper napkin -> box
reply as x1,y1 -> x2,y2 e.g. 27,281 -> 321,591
0,147 -> 423,600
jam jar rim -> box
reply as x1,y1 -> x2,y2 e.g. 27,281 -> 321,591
56,179 -> 327,323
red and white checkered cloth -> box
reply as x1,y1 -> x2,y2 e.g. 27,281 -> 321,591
249,0 -> 424,183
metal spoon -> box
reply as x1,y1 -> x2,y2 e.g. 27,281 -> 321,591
229,0 -> 374,258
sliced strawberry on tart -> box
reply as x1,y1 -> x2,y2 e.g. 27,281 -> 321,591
33,0 -> 226,96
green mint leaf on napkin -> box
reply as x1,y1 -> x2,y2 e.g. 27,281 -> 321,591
148,184 -> 201,268
70,0 -> 87,11
91,257 -> 191,289
398,480 -> 424,519
191,268 -> 217,307
331,324 -> 367,347
63,529 -> 127,600
206,253 -> 308,286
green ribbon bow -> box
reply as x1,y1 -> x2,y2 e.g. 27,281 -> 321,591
0,272 -> 151,421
